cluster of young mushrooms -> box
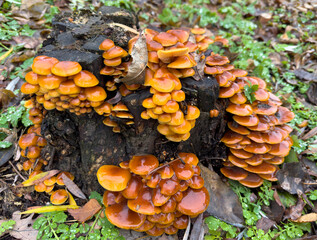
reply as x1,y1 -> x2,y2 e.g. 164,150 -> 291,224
18,26 -> 294,235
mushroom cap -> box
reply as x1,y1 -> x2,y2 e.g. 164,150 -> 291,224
159,178 -> 180,195
18,133 -> 38,149
254,89 -> 270,101
215,71 -> 235,86
228,154 -> 248,168
258,172 -> 278,181
206,53 -> 229,66
146,40 -> 164,51
170,160 -> 194,180
239,173 -> 264,188
153,32 -> 178,46
167,55 -> 196,69
244,162 -> 277,174
50,189 -> 69,205
127,187 -> 161,215
233,114 -> 259,127
51,61 -> 82,77
167,29 -> 190,43
38,74 -> 66,90
247,131 -> 265,143
178,152 -> 199,165
150,77 -> 175,93
230,148 -> 254,159
157,165 -> 174,179
97,165 -> 131,191
168,110 -> 184,125
21,82 -> 40,94
252,101 -> 278,115
122,175 -> 143,199
73,70 -> 99,87
152,187 -> 171,206
177,187 -> 209,216
146,172 -> 161,189
112,102 -> 129,111
26,146 -> 41,159
229,69 -> 248,78
94,102 -> 112,115
265,156 -> 284,165
187,175 -> 204,189
227,121 -> 250,135
229,92 -> 247,104
162,100 -> 179,113
102,190 -> 125,207
153,92 -> 171,106
57,80 -> 81,95
244,142 -> 271,154
164,225 -> 178,235
142,97 -> 156,109
106,202 -> 146,229
161,197 -> 177,213
221,130 -> 244,144
84,86 -> 107,102
100,66 -> 115,75
226,103 -> 253,116
157,124 -> 174,135
275,106 -> 295,125
165,132 -> 190,142
269,138 -> 292,157
129,155 -> 159,175
134,220 -> 155,232
245,155 -> 263,166
103,46 -> 128,59
173,215 -> 189,229
219,83 -> 239,98
25,71 -> 40,85
169,120 -> 191,134
146,226 -> 165,236
157,47 -> 189,60
220,166 -> 248,180
32,56 -> 59,75
99,39 -> 115,51
185,105 -> 200,120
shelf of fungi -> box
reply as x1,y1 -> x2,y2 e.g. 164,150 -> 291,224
18,21 -> 295,236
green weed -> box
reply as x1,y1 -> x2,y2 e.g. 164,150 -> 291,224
0,220 -> 16,235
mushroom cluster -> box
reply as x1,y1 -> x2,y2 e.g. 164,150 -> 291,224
203,53 -> 295,187
94,101 -> 134,133
21,56 -> 107,115
97,153 -> 209,236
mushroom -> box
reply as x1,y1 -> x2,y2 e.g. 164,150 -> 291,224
97,165 -> 131,191
50,189 -> 69,205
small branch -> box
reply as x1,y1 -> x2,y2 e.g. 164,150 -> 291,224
0,128 -> 13,135
8,161 -> 27,181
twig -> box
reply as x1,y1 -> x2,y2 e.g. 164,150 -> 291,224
0,128 -> 13,135
8,161 -> 27,181
146,157 -> 181,177
108,23 -> 139,35
0,46 -> 14,61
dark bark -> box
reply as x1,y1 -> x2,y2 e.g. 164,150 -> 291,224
39,7 -> 228,195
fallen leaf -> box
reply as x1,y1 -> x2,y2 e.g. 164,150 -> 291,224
182,217 -> 191,240
192,53 -> 206,81
106,91 -> 122,105
68,199 -> 102,223
293,68 -> 317,82
293,213 -> 317,223
62,173 -> 87,200
0,133 -> 16,167
10,211 -> 38,240
200,165 -> 245,227
21,205 -> 79,214
256,217 -> 276,232
284,197 -> 306,221
276,162 -> 311,195
273,189 -> 285,210
301,126 -> 317,140
68,191 -> 77,206
21,170 -> 59,187
118,32 -> 148,85
307,83 -> 317,105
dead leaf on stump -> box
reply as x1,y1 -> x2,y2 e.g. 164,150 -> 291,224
284,197 -> 306,221
118,32 -> 147,85
68,199 -> 102,223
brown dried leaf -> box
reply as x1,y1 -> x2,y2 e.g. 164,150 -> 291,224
118,32 -> 147,85
106,91 -> 122,105
10,211 -> 38,240
307,83 -> 317,105
68,199 -> 102,223
284,197 -> 306,221
273,189 -> 285,210
0,133 -> 16,167
256,217 -> 276,232
0,89 -> 16,109
189,213 -> 204,240
62,173 -> 87,200
293,213 -> 317,223
192,52 -> 206,81
301,126 -> 317,140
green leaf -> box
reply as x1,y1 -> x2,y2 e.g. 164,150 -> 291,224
33,217 -> 47,229
243,80 -> 259,103
89,191 -> 103,205
52,211 -> 67,223
0,141 -> 12,148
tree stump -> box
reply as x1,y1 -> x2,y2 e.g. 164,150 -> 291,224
39,6 -> 228,195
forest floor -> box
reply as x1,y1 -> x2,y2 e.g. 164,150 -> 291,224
0,0 -> 317,239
